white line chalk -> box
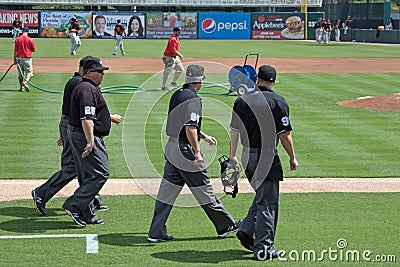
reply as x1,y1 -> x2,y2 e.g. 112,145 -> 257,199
0,234 -> 98,254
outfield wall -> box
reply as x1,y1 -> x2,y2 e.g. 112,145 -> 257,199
0,10 -> 323,40
1,10 -> 399,43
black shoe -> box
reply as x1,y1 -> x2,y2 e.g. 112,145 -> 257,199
236,230 -> 254,251
94,205 -> 109,211
254,246 -> 279,261
87,219 -> 105,225
147,235 -> 175,243
64,208 -> 86,228
31,190 -> 46,216
217,219 -> 242,238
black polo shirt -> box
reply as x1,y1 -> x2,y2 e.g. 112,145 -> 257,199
69,78 -> 111,137
230,86 -> 292,148
166,84 -> 202,143
61,72 -> 81,116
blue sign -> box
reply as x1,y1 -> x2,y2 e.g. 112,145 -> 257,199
198,12 -> 250,39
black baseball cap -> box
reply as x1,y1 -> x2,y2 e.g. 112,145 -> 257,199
173,27 -> 181,32
79,56 -> 93,67
83,57 -> 109,71
185,64 -> 206,83
257,65 -> 276,82
22,27 -> 29,32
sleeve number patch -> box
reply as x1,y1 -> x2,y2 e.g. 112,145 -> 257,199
84,106 -> 96,116
190,112 -> 200,123
281,116 -> 290,126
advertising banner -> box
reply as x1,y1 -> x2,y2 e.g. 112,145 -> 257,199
0,10 -> 39,38
92,12 -> 145,39
251,13 -> 305,40
40,11 -> 91,38
146,12 -> 197,39
198,12 -> 250,39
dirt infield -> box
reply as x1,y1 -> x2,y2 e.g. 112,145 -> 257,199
1,178 -> 400,202
1,56 -> 399,202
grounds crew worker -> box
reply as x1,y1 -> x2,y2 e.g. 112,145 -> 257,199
32,56 -> 107,216
63,57 -> 122,227
14,27 -> 35,92
148,64 -> 241,242
161,27 -> 184,91
229,65 -> 298,261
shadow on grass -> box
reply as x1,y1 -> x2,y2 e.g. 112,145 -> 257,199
100,233 -> 152,247
0,206 -> 64,218
99,233 -> 236,247
151,249 -> 250,263
0,218 -> 76,233
0,207 -> 80,233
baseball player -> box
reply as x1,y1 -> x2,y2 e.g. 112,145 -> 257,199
335,19 -> 341,42
12,15 -> 23,42
69,17 -> 81,56
314,18 -> 323,43
229,65 -> 298,261
32,56 -> 107,216
63,57 -> 122,227
161,27 -> 184,91
147,64 -> 241,242
112,19 -> 126,56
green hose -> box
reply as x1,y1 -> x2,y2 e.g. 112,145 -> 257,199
6,62 -> 235,96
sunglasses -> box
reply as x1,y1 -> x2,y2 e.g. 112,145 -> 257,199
89,69 -> 104,74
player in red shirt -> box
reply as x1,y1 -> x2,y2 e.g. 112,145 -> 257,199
161,27 -> 184,91
14,27 -> 36,92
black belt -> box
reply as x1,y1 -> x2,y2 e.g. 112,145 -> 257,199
168,137 -> 190,144
69,125 -> 84,133
243,147 -> 278,154
69,125 -> 104,139
243,147 -> 261,153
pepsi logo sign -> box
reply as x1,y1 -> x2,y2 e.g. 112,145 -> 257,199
201,18 -> 216,33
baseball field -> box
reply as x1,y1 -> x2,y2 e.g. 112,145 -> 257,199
0,38 -> 399,266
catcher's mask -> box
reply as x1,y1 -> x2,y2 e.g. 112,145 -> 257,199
218,155 -> 242,198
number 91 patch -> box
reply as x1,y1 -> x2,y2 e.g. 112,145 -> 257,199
281,116 -> 290,126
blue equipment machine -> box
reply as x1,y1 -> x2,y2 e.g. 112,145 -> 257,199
227,53 -> 259,95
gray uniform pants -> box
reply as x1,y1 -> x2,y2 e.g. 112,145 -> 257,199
34,116 -> 103,207
69,32 -> 81,53
35,116 -> 78,203
148,141 -> 235,239
113,35 -> 125,55
63,126 -> 109,222
239,149 -> 280,257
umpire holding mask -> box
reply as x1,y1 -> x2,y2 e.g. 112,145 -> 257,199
229,65 -> 298,260
147,65 -> 240,242
63,57 -> 122,227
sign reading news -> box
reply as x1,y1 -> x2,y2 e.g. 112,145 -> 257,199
0,10 -> 39,38
198,12 -> 250,39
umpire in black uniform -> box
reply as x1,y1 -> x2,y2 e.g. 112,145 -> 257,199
32,56 -> 107,216
147,64 -> 241,242
63,57 -> 121,227
229,65 -> 298,260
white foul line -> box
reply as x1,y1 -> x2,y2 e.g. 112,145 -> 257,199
0,234 -> 98,254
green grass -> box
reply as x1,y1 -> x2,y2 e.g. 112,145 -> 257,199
2,39 -> 397,179
0,193 -> 398,266
1,38 -> 399,59
0,72 -> 399,178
